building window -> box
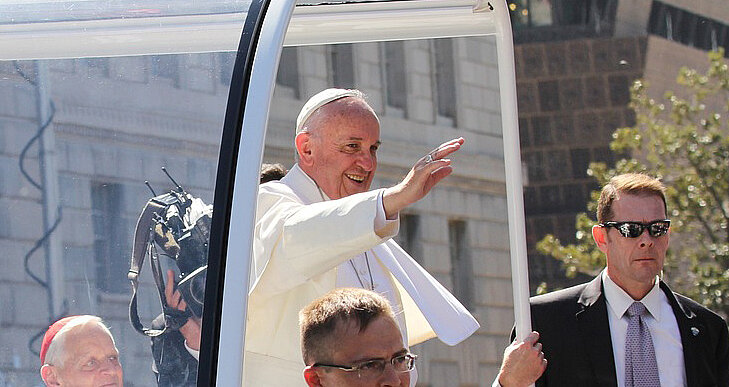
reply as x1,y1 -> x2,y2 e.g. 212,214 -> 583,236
509,0 -> 618,42
84,58 -> 109,78
509,0 -> 552,28
381,41 -> 407,116
677,11 -> 698,47
218,52 -> 236,85
449,220 -> 473,309
396,214 -> 422,264
509,0 -> 615,29
696,19 -> 720,52
432,38 -> 457,126
151,55 -> 180,87
277,47 -> 300,98
649,3 -> 681,42
648,1 -> 729,54
329,44 -> 355,89
91,183 -> 128,294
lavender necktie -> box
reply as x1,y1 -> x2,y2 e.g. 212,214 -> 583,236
625,302 -> 660,387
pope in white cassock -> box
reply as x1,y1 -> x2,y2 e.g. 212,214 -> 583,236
244,89 -> 480,386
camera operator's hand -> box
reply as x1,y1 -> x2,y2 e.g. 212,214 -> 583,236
166,269 -> 202,351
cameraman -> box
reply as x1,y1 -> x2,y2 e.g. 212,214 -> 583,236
145,163 -> 286,386
150,269 -> 201,386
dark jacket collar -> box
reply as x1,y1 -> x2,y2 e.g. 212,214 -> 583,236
659,281 -> 696,320
576,275 -> 704,387
659,281 -> 704,385
575,274 -> 617,386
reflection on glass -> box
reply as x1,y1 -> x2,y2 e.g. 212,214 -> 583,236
0,0 -> 252,24
277,47 -> 301,99
263,37 -> 507,386
329,44 -> 355,89
91,182 -> 127,294
0,51 -> 232,385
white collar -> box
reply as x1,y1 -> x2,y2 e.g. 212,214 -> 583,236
281,164 -> 330,204
602,270 -> 662,321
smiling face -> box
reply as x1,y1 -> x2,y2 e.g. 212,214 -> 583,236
296,97 -> 380,200
312,316 -> 410,387
41,324 -> 123,387
594,192 -> 670,299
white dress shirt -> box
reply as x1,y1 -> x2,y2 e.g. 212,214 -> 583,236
602,271 -> 686,387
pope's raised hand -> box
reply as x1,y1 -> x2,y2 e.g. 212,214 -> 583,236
383,137 -> 464,218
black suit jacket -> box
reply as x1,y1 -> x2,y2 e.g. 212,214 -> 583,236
528,275 -> 729,387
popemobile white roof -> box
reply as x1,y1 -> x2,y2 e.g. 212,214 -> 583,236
0,0 -> 499,60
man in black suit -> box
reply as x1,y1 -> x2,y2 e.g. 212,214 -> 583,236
496,173 -> 729,387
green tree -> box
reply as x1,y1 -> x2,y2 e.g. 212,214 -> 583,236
537,49 -> 729,316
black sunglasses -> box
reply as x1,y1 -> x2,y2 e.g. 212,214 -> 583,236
600,220 -> 671,238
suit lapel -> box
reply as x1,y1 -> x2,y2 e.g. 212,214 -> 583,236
576,275 -> 618,387
660,282 -> 702,386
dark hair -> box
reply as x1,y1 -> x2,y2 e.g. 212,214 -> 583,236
597,173 -> 667,222
260,163 -> 287,184
299,288 -> 394,365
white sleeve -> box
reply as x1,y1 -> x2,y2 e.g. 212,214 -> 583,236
375,189 -> 399,237
184,340 -> 200,361
253,188 -> 395,296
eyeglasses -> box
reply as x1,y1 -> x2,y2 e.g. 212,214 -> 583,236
599,220 -> 671,238
312,352 -> 417,380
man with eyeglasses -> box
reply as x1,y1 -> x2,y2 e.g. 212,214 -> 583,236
495,173 -> 729,387
300,288 -> 416,387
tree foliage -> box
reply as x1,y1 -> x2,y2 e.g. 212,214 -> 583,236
537,49 -> 729,316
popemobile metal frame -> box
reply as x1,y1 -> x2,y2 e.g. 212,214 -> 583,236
0,1 -> 531,384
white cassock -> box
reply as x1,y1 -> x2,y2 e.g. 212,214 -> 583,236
243,164 -> 479,386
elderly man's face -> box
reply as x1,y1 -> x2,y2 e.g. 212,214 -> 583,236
299,98 -> 380,200
42,324 -> 123,387
312,315 -> 410,387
